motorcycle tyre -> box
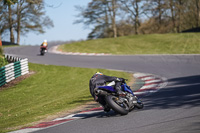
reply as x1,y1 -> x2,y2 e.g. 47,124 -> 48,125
105,95 -> 129,115
40,51 -> 45,56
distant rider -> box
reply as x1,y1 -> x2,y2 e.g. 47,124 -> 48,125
89,72 -> 125,112
40,39 -> 48,50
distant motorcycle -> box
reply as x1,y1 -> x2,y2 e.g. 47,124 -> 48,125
94,80 -> 143,115
40,46 -> 47,55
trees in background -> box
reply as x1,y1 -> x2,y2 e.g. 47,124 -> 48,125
0,0 -> 53,44
75,0 -> 118,39
119,0 -> 144,35
75,0 -> 200,39
75,0 -> 109,39
188,0 -> 200,28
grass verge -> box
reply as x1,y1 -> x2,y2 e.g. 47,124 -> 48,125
58,33 -> 200,54
0,63 -> 132,133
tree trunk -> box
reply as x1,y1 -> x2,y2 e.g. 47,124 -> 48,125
135,0 -> 139,35
0,34 -> 2,47
196,0 -> 200,27
17,1 -> 21,45
158,0 -> 162,26
8,4 -> 14,43
177,0 -> 183,33
111,0 -> 117,38
104,3 -> 109,37
169,0 -> 176,32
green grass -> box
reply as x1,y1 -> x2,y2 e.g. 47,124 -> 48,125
0,63 -> 132,133
58,33 -> 200,54
2,45 -> 19,48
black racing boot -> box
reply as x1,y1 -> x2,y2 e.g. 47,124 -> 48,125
103,105 -> 110,112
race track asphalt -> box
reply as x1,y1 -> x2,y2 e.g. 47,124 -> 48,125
5,45 -> 200,133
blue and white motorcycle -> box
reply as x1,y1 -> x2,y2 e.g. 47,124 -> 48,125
94,80 -> 143,115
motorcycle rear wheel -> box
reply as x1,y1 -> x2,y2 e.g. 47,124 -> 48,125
105,95 -> 129,115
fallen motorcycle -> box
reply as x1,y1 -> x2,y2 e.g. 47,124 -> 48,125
94,80 -> 143,115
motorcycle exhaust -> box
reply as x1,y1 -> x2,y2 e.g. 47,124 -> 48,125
95,89 -> 108,96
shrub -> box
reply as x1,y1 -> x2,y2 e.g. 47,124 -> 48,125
0,47 -> 8,67
0,57 -> 8,68
0,46 -> 3,55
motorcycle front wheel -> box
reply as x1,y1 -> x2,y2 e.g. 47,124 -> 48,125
135,100 -> 144,109
105,95 -> 129,115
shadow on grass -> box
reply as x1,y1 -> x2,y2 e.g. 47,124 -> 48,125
182,27 -> 200,33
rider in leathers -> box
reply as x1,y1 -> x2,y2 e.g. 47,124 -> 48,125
89,72 -> 125,112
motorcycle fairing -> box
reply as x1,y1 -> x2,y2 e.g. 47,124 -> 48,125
98,86 -> 116,92
121,83 -> 135,96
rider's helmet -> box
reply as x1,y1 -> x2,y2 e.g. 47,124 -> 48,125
96,72 -> 103,75
43,40 -> 47,46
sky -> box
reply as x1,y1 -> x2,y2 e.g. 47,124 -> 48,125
20,0 -> 92,45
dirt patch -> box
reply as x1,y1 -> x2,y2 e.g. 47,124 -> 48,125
0,71 -> 35,91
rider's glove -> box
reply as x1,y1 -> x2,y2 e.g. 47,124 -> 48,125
121,78 -> 125,83
117,90 -> 126,97
116,78 -> 125,82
